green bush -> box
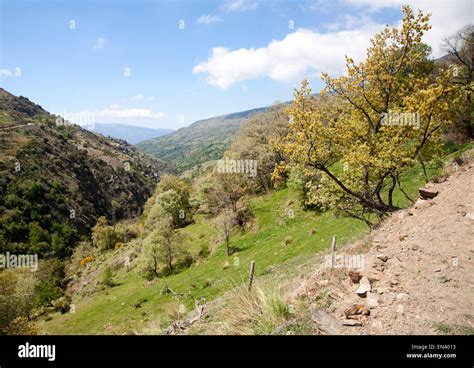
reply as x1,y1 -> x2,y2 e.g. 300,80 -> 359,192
101,266 -> 115,288
33,258 -> 65,307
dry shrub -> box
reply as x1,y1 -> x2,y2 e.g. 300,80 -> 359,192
221,284 -> 291,335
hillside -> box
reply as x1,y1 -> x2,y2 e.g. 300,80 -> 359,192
136,105 -> 272,172
0,88 -> 173,257
90,123 -> 173,144
35,143 -> 464,335
288,158 -> 474,335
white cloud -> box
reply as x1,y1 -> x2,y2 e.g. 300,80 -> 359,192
197,15 -> 223,25
98,108 -> 165,119
0,69 -> 12,77
194,0 -> 472,89
93,38 -> 106,50
108,103 -> 120,109
193,25 -> 381,89
324,13 -> 375,31
222,0 -> 258,12
147,96 -> 156,102
344,0 -> 472,57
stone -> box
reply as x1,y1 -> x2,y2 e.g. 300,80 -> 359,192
342,319 -> 362,326
344,304 -> 370,318
348,271 -> 362,284
356,277 -> 371,297
312,309 -> 342,335
419,188 -> 439,199
366,292 -> 379,309
414,198 -> 426,209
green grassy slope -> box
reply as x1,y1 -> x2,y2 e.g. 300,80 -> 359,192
38,187 -> 368,334
37,146 -> 470,335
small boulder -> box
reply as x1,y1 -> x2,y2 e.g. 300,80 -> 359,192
356,277 -> 371,297
348,271 -> 362,284
366,292 -> 379,309
312,310 -> 342,335
342,319 -> 362,326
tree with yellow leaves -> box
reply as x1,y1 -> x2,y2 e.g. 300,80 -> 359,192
273,6 -> 460,226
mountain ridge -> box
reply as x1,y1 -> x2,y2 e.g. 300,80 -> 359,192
0,88 -> 173,257
136,103 -> 289,172
90,123 -> 174,144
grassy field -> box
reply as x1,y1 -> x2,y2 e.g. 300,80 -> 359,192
37,146 -> 470,335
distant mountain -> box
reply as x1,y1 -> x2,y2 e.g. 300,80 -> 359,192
90,123 -> 173,144
0,88 -> 173,257
136,104 -> 288,172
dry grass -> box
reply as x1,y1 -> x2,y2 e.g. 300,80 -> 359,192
219,283 -> 292,335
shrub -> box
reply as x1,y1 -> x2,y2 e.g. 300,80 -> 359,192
79,256 -> 93,267
176,254 -> 193,270
101,266 -> 115,288
92,217 -> 116,251
221,285 -> 291,335
33,258 -> 65,308
114,242 -> 125,251
198,244 -> 210,258
0,269 -> 37,334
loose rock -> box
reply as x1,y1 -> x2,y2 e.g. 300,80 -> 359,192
312,310 -> 342,335
356,277 -> 371,297
366,292 -> 379,309
342,319 -> 362,326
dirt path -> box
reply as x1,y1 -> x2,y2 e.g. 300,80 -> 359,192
292,160 -> 474,334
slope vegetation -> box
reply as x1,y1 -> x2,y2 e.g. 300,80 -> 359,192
0,88 -> 172,257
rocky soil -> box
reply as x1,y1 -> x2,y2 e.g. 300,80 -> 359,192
291,160 -> 474,335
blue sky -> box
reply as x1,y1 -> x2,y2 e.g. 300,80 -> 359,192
0,0 -> 471,129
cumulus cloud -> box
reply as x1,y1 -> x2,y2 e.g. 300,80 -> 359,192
344,0 -> 472,57
194,0 -> 471,89
197,15 -> 223,25
193,25 -> 381,89
222,0 -> 258,12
